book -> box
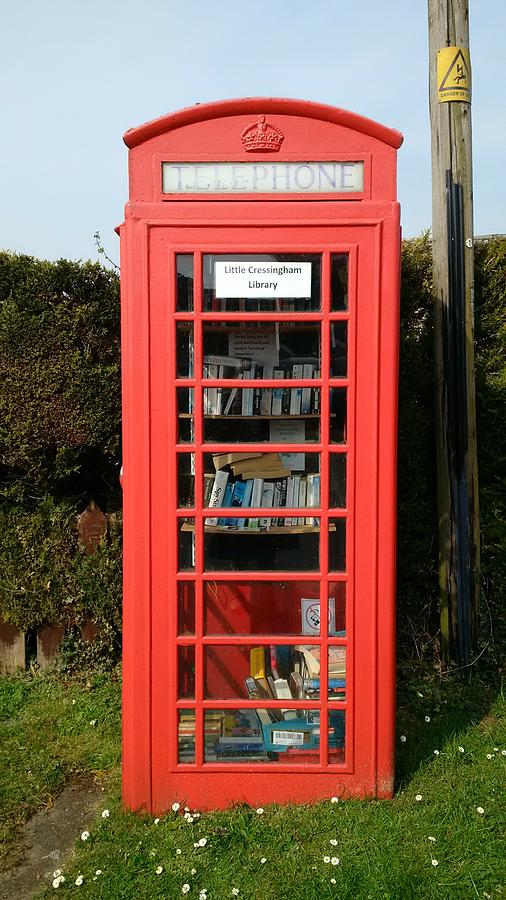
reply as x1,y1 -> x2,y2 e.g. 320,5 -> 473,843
306,473 -> 320,525
313,369 -> 320,414
271,369 -> 284,416
272,678 -> 298,720
207,363 -> 219,415
301,363 -> 314,414
284,477 -> 294,526
298,476 -> 307,525
213,451 -> 261,470
223,373 -> 243,415
203,473 -> 215,506
247,478 -> 264,528
217,482 -> 234,526
291,474 -> 301,526
241,364 -> 256,416
205,470 -> 229,525
250,646 -> 266,680
259,483 -> 275,529
260,365 -> 274,415
289,364 -> 304,415
237,479 -> 254,528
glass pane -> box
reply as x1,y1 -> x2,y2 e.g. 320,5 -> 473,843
203,254 -> 321,312
328,646 -> 346,701
329,389 -> 347,444
331,254 -> 348,311
204,517 -> 320,571
203,322 -> 321,378
176,255 -> 194,311
204,580 -> 319,635
178,709 -> 195,763
176,323 -> 193,378
204,643 -> 320,699
178,582 -> 195,635
328,710 -> 346,764
329,518 -> 346,572
204,708 -> 325,763
178,645 -> 195,698
178,518 -> 195,571
177,454 -> 195,507
177,388 -> 194,443
329,454 -> 346,508
204,580 -> 346,636
329,322 -> 347,377
203,403 -> 320,442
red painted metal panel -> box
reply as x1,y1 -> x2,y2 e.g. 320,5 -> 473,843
121,99 -> 401,812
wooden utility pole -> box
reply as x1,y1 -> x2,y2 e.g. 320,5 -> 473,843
428,0 -> 480,667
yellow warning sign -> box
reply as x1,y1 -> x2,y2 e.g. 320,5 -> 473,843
437,47 -> 471,103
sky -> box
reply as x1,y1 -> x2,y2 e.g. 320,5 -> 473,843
1,0 -> 504,267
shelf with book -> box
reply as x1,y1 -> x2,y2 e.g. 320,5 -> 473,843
180,523 -> 334,535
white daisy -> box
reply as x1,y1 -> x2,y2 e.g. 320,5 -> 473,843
75,875 -> 84,886
81,831 -> 90,841
172,802 -> 181,812
101,809 -> 110,819
156,866 -> 163,875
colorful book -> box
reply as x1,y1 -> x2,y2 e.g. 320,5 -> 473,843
217,482 -> 234,526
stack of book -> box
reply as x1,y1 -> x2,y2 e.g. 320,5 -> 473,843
290,645 -> 346,701
204,453 -> 320,529
178,710 -> 225,762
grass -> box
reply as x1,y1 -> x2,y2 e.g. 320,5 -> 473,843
0,671 -> 505,899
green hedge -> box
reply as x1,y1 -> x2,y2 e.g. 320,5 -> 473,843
0,243 -> 504,670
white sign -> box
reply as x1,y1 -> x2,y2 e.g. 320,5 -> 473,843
215,261 -> 311,299
162,161 -> 364,194
229,328 -> 279,365
301,598 -> 337,635
272,730 -> 305,746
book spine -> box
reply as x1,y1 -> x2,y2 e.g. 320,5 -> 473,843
217,482 -> 234,526
301,364 -> 313,414
298,476 -> 307,525
313,369 -> 320,414
291,474 -> 301,526
237,478 -> 254,528
207,364 -> 219,415
271,369 -> 284,416
289,364 -> 303,415
205,470 -> 229,525
306,474 -> 315,525
284,477 -> 294,526
248,478 -> 264,528
259,483 -> 275,529
272,479 -> 282,526
223,373 -> 242,415
261,365 -> 274,415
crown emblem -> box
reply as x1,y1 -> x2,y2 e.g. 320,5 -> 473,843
240,115 -> 284,153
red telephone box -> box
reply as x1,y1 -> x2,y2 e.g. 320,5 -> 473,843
120,98 -> 402,812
